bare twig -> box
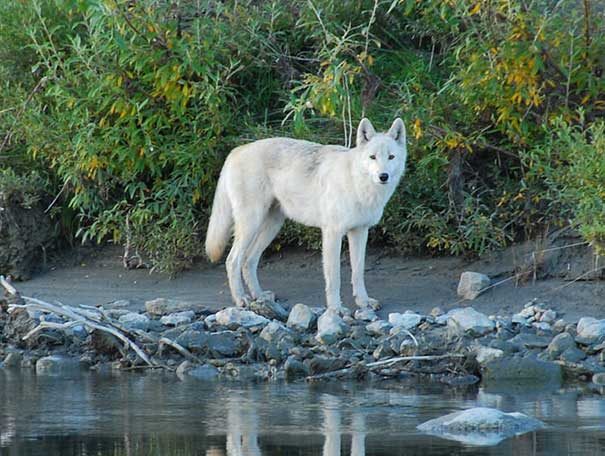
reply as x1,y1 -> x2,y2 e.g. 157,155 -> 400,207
159,337 -> 204,364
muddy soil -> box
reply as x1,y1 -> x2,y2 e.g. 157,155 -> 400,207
16,242 -> 605,322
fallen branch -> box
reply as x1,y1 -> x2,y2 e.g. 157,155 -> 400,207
159,337 -> 204,364
0,275 -> 18,296
306,354 -> 467,381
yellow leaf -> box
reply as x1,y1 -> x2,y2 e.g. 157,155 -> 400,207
469,3 -> 481,15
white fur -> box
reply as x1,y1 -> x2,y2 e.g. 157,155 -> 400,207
205,118 -> 408,311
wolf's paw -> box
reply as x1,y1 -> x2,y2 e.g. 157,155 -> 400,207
235,294 -> 252,308
356,297 -> 382,311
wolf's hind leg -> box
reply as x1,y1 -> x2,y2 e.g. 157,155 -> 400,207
243,205 -> 285,300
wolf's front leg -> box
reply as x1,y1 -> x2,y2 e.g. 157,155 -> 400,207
347,226 -> 381,310
322,228 -> 345,312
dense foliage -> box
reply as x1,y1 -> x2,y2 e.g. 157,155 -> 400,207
1,0 -> 604,272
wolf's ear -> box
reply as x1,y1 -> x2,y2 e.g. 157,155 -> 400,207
356,118 -> 376,146
388,118 -> 406,145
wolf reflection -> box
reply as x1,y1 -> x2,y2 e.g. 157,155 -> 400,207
208,394 -> 366,456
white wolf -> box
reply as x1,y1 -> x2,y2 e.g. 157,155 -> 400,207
205,118 -> 407,312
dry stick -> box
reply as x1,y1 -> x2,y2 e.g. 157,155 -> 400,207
159,337 -> 204,364
0,275 -> 18,296
306,354 -> 466,381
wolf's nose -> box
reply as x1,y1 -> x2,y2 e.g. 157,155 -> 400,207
379,173 -> 389,182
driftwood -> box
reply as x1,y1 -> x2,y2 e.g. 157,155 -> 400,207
159,337 -> 204,364
306,354 -> 467,382
1,275 -> 155,366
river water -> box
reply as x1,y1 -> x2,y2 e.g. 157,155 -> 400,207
1,369 -> 604,455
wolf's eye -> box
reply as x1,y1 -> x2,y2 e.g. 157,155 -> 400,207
388,154 -> 395,160
369,155 -> 376,160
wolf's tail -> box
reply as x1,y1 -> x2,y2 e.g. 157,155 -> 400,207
205,171 -> 232,262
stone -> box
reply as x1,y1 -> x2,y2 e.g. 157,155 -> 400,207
511,314 -> 529,326
36,356 -> 83,376
287,303 -> 316,331
482,356 -> 562,383
457,272 -> 491,300
592,372 -> 605,385
3,352 -> 22,367
540,309 -> 557,324
447,307 -> 495,337
576,317 -> 605,344
145,298 -> 209,316
533,322 -> 552,333
559,347 -> 587,363
248,299 -> 289,322
118,312 -> 150,331
284,356 -> 310,381
305,355 -> 347,375
315,310 -> 348,345
214,307 -> 269,329
175,330 -> 208,352
354,307 -> 378,322
509,333 -> 551,350
519,306 -> 535,318
207,331 -> 243,357
417,407 -> 545,446
474,346 -> 504,365
187,364 -> 220,381
160,311 -> 195,327
365,320 -> 391,336
259,321 -> 291,344
388,312 -> 422,330
553,319 -> 567,333
430,307 -> 444,317
546,332 -> 576,358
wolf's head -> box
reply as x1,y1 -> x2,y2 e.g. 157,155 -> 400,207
355,118 -> 407,186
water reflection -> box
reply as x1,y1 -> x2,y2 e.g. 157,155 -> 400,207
1,369 -> 605,455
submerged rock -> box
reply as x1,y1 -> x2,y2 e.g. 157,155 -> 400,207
481,356 -> 562,383
457,272 -> 491,300
447,308 -> 495,337
36,355 -> 83,376
287,303 -> 316,331
417,407 -> 544,446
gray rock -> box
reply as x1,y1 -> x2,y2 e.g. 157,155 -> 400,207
215,307 -> 269,329
284,356 -> 309,381
36,356 -> 83,376
145,298 -> 208,316
287,303 -> 316,331
366,320 -> 391,336
482,356 -> 562,383
509,333 -> 551,350
474,346 -> 504,365
175,330 -> 208,352
315,310 -> 348,344
187,364 -> 220,381
305,355 -> 347,375
457,272 -> 491,300
540,309 -> 557,324
560,347 -> 587,363
417,407 -> 544,446
576,317 -> 605,344
388,312 -> 422,330
447,307 -> 495,337
553,319 -> 567,333
160,311 -> 195,327
431,307 -> 444,317
354,307 -> 378,322
248,299 -> 289,322
118,312 -> 150,331
511,314 -> 529,326
3,352 -> 22,367
259,321 -> 291,344
592,372 -> 605,385
207,331 -> 243,357
546,332 -> 576,358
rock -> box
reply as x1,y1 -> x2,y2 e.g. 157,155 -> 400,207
214,307 -> 269,329
457,272 -> 491,300
145,298 -> 209,316
354,307 -> 378,322
474,346 -> 504,365
511,314 -> 529,326
3,352 -> 22,367
366,320 -> 391,336
576,317 -> 605,344
430,307 -> 444,317
559,347 -> 587,363
533,322 -> 552,333
540,309 -> 557,324
388,312 -> 422,330
104,299 -> 132,309
160,311 -> 195,327
447,308 -> 495,337
546,332 -> 576,359
482,356 -> 562,383
284,356 -> 310,381
287,303 -> 316,330
305,355 -> 347,375
315,310 -> 348,344
553,319 -> 567,333
207,331 -> 243,357
248,299 -> 289,322
519,306 -> 535,318
592,373 -> 605,385
417,407 -> 545,446
509,333 -> 551,350
175,330 -> 208,352
187,364 -> 220,381
36,356 -> 83,376
118,312 -> 150,331
259,321 -> 291,344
